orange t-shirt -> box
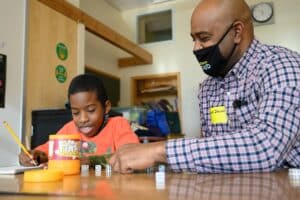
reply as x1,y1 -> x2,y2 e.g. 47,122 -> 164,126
35,116 -> 139,156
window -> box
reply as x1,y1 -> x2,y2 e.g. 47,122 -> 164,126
137,10 -> 172,44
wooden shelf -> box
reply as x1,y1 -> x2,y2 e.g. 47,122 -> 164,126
131,72 -> 181,111
137,89 -> 177,98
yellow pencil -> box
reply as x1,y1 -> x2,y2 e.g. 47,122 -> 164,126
3,121 -> 37,166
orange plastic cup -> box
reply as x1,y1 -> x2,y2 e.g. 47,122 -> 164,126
48,134 -> 81,175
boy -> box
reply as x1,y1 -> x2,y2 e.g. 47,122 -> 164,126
20,74 -> 139,166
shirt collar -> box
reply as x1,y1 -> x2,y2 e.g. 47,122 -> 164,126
228,39 -> 260,79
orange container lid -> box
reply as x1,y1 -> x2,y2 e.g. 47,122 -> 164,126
24,169 -> 64,182
49,134 -> 81,140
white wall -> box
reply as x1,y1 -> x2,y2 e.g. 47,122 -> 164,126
0,0 -> 27,165
121,0 -> 203,138
80,0 -> 133,76
247,0 -> 300,53
82,0 -> 300,138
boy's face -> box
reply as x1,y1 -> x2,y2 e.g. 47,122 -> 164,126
69,91 -> 109,137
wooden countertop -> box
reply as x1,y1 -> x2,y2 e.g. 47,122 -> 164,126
0,169 -> 299,199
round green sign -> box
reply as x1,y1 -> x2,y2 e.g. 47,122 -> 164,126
55,65 -> 67,83
56,43 -> 68,61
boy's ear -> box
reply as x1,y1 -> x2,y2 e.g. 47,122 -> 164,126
104,100 -> 111,114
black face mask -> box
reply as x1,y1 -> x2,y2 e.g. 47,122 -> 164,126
193,23 -> 237,77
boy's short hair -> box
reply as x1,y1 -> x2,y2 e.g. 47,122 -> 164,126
68,74 -> 108,106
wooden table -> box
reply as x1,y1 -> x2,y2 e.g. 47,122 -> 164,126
0,169 -> 299,199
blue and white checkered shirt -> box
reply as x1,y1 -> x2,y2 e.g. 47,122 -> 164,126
167,39 -> 300,173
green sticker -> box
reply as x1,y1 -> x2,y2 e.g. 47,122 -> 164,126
55,65 -> 67,83
56,43 -> 68,61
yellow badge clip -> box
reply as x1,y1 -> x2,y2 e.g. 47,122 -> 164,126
210,106 -> 228,124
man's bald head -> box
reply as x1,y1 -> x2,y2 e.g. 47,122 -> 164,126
193,0 -> 252,23
191,0 -> 253,38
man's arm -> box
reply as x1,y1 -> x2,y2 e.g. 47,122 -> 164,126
110,85 -> 300,173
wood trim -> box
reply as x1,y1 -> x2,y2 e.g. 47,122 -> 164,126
131,72 -> 180,80
37,0 -> 153,67
118,57 -> 148,68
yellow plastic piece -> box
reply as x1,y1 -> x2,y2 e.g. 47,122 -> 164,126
48,159 -> 80,175
24,169 -> 64,182
49,134 -> 81,140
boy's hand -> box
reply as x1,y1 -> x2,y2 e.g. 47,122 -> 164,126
19,150 -> 48,166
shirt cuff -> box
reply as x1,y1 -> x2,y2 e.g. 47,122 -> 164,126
166,138 -> 197,172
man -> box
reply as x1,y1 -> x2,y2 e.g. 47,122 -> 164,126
109,0 -> 300,173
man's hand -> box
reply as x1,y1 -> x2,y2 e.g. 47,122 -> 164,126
109,141 -> 167,174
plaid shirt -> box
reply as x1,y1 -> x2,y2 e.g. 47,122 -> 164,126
167,39 -> 300,173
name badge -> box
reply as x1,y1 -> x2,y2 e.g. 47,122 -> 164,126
210,106 -> 228,124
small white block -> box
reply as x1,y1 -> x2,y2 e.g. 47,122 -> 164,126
95,165 -> 102,176
95,165 -> 102,171
81,164 -> 89,171
81,164 -> 89,176
289,168 -> 300,187
146,167 -> 153,174
155,171 -> 165,190
158,164 -> 165,172
106,164 -> 112,177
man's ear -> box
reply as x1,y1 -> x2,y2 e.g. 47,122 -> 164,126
104,100 -> 112,114
233,21 -> 244,43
